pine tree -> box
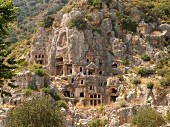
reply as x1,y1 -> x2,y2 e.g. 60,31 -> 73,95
0,0 -> 18,97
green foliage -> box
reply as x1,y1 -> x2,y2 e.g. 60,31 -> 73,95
66,14 -> 87,30
62,5 -> 73,13
50,90 -> 61,101
24,87 -> 33,95
160,77 -> 170,86
166,109 -> 170,122
132,78 -> 141,85
122,59 -> 128,66
88,0 -> 100,8
7,96 -> 64,127
0,0 -> 17,35
117,75 -> 124,82
85,13 -> 93,21
117,13 -> 137,32
57,100 -> 68,109
28,64 -> 46,77
42,16 -> 54,28
147,82 -> 154,89
0,0 -> 18,97
137,68 -> 155,76
157,68 -> 170,77
89,118 -> 108,127
130,108 -> 165,127
42,88 -> 50,95
141,54 -> 151,61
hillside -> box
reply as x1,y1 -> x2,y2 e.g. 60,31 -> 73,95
5,0 -> 68,43
1,0 -> 170,126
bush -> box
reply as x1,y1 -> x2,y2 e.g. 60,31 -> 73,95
167,109 -> 170,122
57,100 -> 68,109
141,54 -> 151,61
137,68 -> 155,76
130,108 -> 165,127
50,90 -> 61,101
89,118 -> 107,127
42,88 -> 50,95
132,78 -> 141,85
117,75 -> 124,82
85,13 -> 93,21
24,87 -> 33,95
29,64 -> 46,77
147,82 -> 154,89
7,96 -> 64,127
122,59 -> 128,66
66,14 -> 87,30
160,77 -> 170,86
157,69 -> 169,77
43,16 -> 54,28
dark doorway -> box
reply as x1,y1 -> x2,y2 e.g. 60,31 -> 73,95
94,100 -> 97,106
112,63 -> 117,68
40,60 -> 43,64
110,96 -> 118,102
72,78 -> 74,83
90,100 -> 93,105
56,57 -> 63,62
99,71 -> 102,75
88,71 -> 93,75
64,91 -> 70,97
112,88 -> 117,93
80,67 -> 82,72
80,92 -> 84,97
81,80 -> 84,84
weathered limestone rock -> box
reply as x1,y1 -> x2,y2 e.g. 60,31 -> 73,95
117,107 -> 136,125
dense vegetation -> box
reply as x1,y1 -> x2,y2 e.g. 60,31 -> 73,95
6,0 -> 68,43
0,0 -> 18,96
130,108 -> 165,127
7,96 -> 64,127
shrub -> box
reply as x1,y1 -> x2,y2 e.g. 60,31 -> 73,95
29,64 -> 46,77
50,90 -> 61,101
42,88 -> 50,95
132,78 -> 141,85
147,81 -> 154,89
85,13 -> 93,21
137,68 -> 155,76
157,69 -> 169,77
42,16 -> 54,28
7,96 -> 64,127
117,13 -> 137,32
57,100 -> 68,109
130,108 -> 165,127
160,77 -> 170,86
141,54 -> 151,61
24,87 -> 33,95
166,109 -> 170,122
89,118 -> 107,127
88,0 -> 100,8
66,14 -> 87,30
122,59 -> 128,66
117,75 -> 124,82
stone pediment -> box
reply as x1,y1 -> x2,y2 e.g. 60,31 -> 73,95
86,62 -> 98,70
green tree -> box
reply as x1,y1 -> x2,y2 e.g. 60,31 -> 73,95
0,0 -> 18,97
66,14 -> 87,30
7,96 -> 64,127
130,108 -> 165,127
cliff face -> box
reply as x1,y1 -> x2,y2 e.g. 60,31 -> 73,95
27,0 -> 170,106
3,0 -> 170,126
